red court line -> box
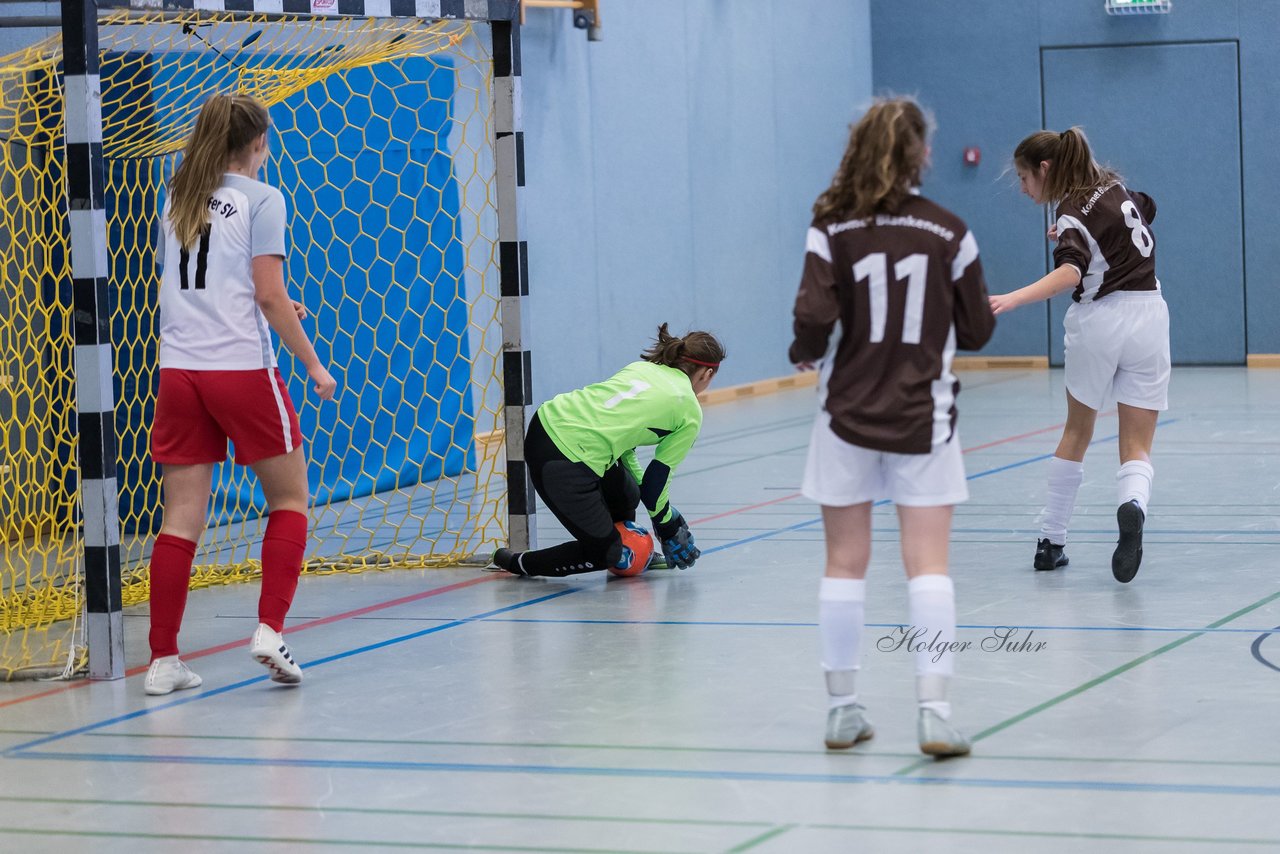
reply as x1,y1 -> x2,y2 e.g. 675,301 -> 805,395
688,410 -> 1118,527
963,409 -> 1117,454
0,575 -> 497,710
691,494 -> 804,525
0,411 -> 1107,710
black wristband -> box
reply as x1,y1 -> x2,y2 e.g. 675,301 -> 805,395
654,513 -> 686,541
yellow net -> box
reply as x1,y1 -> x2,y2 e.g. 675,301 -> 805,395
0,11 -> 508,679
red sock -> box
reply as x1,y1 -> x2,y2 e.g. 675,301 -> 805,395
258,510 -> 308,632
148,533 -> 198,661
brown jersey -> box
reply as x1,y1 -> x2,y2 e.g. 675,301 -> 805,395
1054,183 -> 1159,303
789,194 -> 996,455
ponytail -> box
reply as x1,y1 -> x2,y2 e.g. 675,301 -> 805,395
1014,126 -> 1122,206
168,93 -> 271,248
640,323 -> 726,378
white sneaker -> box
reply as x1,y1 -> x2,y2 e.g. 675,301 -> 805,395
144,656 -> 202,696
824,703 -> 875,749
918,708 -> 971,757
249,623 -> 303,685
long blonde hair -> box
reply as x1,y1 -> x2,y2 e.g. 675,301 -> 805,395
1014,127 -> 1122,206
812,97 -> 931,222
168,94 -> 270,248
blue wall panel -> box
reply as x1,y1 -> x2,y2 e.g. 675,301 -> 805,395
234,57 -> 476,521
1239,0 -> 1280,353
1043,42 -> 1244,365
874,0 -> 1278,362
520,11 -> 606,385
522,1 -> 873,401
581,0 -> 697,382
1038,0 -> 1239,45
104,54 -> 474,530
871,1 -> 1047,357
686,1 -> 782,377
770,1 -> 874,378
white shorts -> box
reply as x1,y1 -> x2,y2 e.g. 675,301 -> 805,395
1064,292 -> 1170,411
801,413 -> 969,507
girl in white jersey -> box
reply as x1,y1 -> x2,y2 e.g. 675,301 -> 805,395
989,128 -> 1170,583
492,325 -> 724,578
144,94 -> 337,695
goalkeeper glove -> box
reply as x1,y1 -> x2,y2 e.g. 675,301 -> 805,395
653,512 -> 700,569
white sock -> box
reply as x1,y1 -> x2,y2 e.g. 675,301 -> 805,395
1040,456 -> 1084,545
908,574 -> 955,720
1117,460 -> 1153,515
819,577 -> 865,708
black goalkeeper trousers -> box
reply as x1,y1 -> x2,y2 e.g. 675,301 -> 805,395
519,411 -> 641,576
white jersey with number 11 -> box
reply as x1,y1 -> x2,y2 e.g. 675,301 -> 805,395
158,172 -> 288,371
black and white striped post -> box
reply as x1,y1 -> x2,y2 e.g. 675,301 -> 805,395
61,0 -> 124,680
493,7 -> 536,551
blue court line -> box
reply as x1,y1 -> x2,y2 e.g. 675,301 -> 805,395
468,618 -> 1280,635
701,420 -> 1177,557
1250,626 -> 1280,674
946,528 -> 1280,536
13,750 -> 1280,798
3,589 -> 577,756
965,452 -> 1056,479
0,417 -> 1180,758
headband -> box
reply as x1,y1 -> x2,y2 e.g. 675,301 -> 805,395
683,357 -> 720,369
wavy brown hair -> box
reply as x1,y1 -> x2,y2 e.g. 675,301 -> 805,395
640,323 -> 726,378
168,94 -> 270,248
1014,126 -> 1122,206
812,97 -> 931,222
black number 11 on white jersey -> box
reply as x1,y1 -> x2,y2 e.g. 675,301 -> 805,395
179,229 -> 211,290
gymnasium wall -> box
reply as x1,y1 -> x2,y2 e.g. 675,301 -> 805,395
520,1 -> 873,401
872,0 -> 1280,362
0,1 -> 875,406
0,4 -> 57,58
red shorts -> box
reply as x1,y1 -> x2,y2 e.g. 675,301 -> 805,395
151,368 -> 303,466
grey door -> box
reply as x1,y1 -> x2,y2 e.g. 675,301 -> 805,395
1042,41 -> 1244,365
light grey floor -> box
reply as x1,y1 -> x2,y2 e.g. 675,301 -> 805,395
3,367 -> 1279,853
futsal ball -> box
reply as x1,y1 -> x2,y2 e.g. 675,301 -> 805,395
609,521 -> 655,577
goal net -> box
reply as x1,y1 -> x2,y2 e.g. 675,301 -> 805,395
0,9 -> 508,678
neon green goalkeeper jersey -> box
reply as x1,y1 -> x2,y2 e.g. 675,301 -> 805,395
538,361 -> 703,527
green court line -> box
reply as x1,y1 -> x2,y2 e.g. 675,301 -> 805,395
0,794 -> 768,829
893,589 -> 1280,776
0,828 -> 695,853
805,822 -> 1280,846
725,824 -> 794,853
6,728 -> 1279,769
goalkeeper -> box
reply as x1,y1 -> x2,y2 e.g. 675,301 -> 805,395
493,323 -> 725,577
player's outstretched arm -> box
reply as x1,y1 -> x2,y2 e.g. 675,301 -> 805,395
252,254 -> 337,400
989,264 -> 1081,316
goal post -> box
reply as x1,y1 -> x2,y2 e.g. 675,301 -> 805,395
0,0 -> 534,680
